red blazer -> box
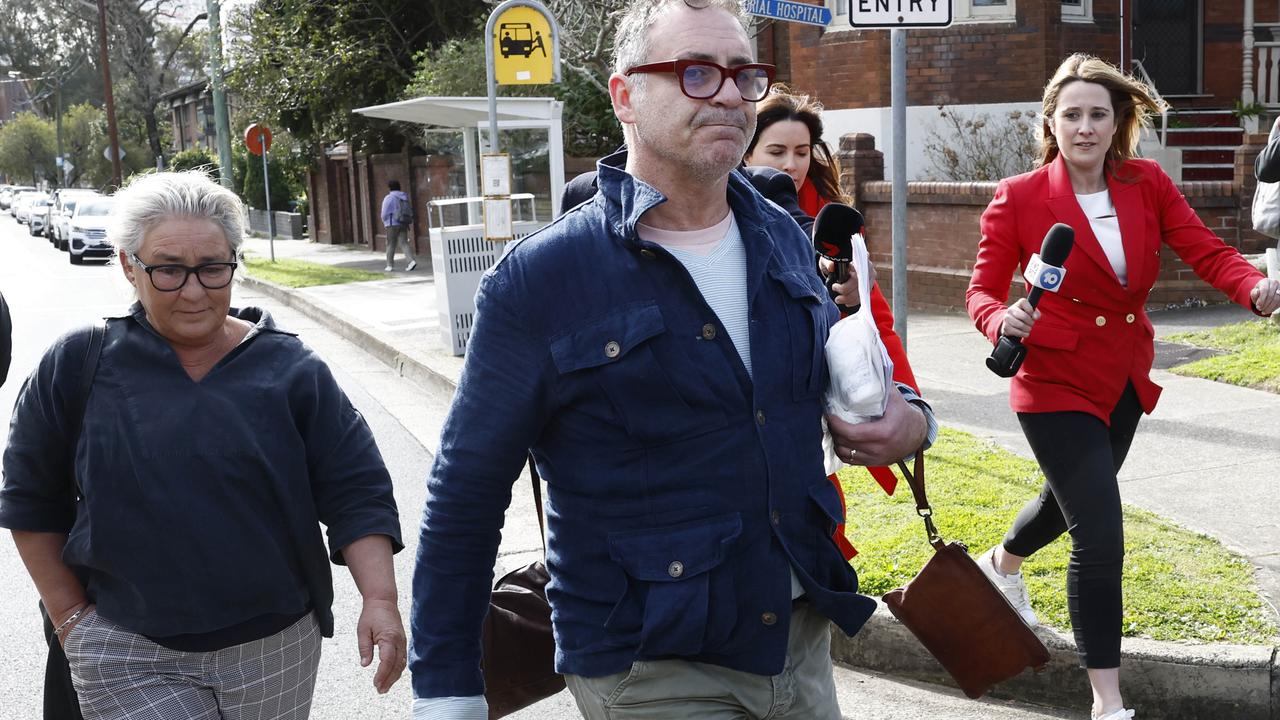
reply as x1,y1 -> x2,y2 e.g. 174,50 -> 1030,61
967,156 -> 1264,422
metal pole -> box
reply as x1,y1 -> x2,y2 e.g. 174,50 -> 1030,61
55,83 -> 63,187
207,0 -> 234,189
891,28 -> 908,349
96,0 -> 123,189
485,8 -> 500,154
261,131 -> 275,261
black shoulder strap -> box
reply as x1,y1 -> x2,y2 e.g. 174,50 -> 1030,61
527,453 -> 546,556
68,320 -> 106,498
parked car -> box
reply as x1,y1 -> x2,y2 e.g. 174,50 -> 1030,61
27,196 -> 52,235
50,190 -> 99,250
12,191 -> 49,223
0,186 -> 35,211
67,197 -> 116,264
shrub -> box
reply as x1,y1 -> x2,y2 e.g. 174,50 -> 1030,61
169,147 -> 220,181
923,106 -> 1040,182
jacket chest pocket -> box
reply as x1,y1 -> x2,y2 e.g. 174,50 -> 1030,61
772,269 -> 830,401
604,513 -> 742,657
550,303 -> 726,446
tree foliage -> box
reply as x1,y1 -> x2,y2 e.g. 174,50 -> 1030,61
0,113 -> 56,185
403,27 -> 621,157
227,0 -> 486,150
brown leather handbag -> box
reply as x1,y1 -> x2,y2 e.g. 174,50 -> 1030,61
882,453 -> 1051,699
481,457 -> 564,719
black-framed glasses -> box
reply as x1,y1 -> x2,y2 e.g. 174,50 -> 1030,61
625,59 -> 776,102
129,253 -> 238,292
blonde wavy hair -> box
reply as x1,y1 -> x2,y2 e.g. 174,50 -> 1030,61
1038,53 -> 1167,170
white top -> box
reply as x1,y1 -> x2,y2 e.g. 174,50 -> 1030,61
637,212 -> 753,378
1075,190 -> 1127,286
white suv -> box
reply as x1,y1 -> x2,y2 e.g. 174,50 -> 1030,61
67,197 -> 116,265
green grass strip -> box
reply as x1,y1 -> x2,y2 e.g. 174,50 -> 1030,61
241,255 -> 386,288
839,428 -> 1276,644
1166,319 -> 1280,393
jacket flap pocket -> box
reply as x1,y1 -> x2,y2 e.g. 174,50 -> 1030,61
550,303 -> 665,374
772,268 -> 825,303
809,480 -> 845,525
609,513 -> 742,582
1024,321 -> 1079,352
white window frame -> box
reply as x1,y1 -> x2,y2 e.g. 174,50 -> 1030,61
824,0 -> 1014,32
1061,0 -> 1091,22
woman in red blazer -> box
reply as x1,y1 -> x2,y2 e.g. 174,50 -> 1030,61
967,54 -> 1280,720
745,86 -> 918,559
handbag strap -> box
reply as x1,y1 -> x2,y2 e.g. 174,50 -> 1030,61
896,450 -> 943,547
69,320 -> 106,498
526,453 -> 547,555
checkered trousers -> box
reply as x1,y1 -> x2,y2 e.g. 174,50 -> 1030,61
63,609 -> 322,720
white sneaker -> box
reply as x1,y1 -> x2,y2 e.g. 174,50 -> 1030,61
406,260 -> 418,271
1092,709 -> 1135,720
384,264 -> 394,272
977,546 -> 1038,627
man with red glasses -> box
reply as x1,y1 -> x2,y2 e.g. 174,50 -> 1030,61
409,1 -> 934,718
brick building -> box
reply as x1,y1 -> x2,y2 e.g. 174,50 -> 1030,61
758,0 -> 1280,182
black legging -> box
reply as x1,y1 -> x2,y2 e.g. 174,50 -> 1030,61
1004,383 -> 1143,668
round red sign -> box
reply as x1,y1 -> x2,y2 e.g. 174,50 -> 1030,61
244,123 -> 273,156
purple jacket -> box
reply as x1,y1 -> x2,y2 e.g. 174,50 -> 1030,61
381,190 -> 410,228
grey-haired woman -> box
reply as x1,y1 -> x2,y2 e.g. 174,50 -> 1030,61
0,171 -> 406,719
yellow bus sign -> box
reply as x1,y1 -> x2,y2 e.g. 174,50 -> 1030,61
493,6 -> 554,84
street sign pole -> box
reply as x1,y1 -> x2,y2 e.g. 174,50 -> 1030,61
851,3 -> 954,350
891,28 -> 908,348
261,131 -> 274,262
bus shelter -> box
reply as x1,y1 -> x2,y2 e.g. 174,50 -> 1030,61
353,96 -> 565,355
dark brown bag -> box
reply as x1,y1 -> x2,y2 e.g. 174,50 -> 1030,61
881,453 -> 1051,699
481,456 -> 564,719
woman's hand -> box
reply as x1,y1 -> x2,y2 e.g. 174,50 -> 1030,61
999,298 -> 1040,338
1251,277 -> 1280,315
818,257 -> 875,308
54,603 -> 94,648
356,598 -> 406,694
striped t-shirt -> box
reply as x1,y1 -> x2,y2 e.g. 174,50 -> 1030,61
637,211 -> 752,377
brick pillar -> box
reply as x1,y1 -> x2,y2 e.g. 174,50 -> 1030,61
1237,129 -> 1270,251
837,133 -> 884,210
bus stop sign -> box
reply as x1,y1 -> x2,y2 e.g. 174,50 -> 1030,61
493,5 -> 555,84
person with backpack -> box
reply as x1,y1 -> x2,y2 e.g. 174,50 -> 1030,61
381,180 -> 418,272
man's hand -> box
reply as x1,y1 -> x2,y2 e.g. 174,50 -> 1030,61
826,389 -> 927,467
356,597 -> 406,694
999,298 -> 1039,338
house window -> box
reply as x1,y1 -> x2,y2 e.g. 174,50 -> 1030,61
826,0 -> 1015,28
1062,0 -> 1090,21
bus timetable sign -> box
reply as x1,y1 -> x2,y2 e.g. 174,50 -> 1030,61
850,0 -> 952,28
747,0 -> 831,27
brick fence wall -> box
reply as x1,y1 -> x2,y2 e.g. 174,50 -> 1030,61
840,132 -> 1275,313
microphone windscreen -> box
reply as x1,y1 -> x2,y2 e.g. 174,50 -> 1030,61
812,203 -> 864,262
1040,223 -> 1075,267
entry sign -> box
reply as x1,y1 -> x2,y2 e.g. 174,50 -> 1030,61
747,0 -> 831,27
493,5 -> 554,84
244,123 -> 273,156
850,0 -> 952,28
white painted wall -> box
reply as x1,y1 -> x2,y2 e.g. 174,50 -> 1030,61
820,101 -> 1042,181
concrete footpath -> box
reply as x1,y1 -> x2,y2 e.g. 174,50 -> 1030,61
239,236 -> 1280,719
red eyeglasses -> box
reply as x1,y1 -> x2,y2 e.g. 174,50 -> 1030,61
624,59 -> 776,102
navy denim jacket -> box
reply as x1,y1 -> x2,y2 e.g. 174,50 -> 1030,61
409,153 -> 887,698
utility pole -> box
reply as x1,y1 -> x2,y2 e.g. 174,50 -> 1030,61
206,0 -> 234,189
95,0 -> 123,189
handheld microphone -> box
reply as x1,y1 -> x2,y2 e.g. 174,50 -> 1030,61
812,203 -> 865,314
986,223 -> 1075,378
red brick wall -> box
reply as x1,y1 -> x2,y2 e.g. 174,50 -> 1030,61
777,0 -> 1248,112
780,0 -> 1089,110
